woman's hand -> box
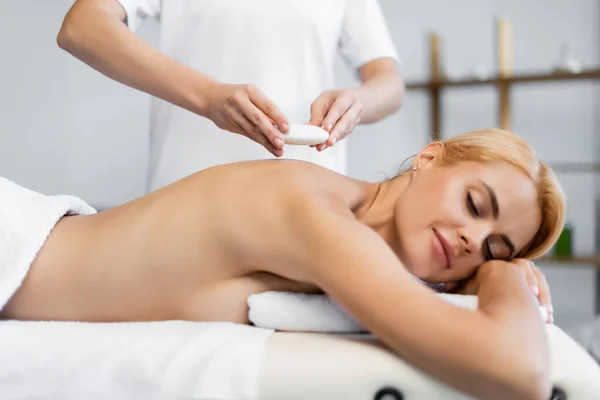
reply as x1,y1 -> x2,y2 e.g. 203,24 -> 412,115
511,259 -> 553,324
308,89 -> 363,151
446,259 -> 553,324
205,83 -> 289,157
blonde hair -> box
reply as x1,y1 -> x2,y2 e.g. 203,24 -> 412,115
434,129 -> 566,259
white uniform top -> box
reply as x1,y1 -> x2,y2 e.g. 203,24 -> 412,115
118,0 -> 400,192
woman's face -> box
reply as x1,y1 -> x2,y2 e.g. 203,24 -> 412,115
394,144 -> 542,284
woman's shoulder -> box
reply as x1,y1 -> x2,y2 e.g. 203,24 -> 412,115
272,160 -> 366,208
193,159 -> 367,217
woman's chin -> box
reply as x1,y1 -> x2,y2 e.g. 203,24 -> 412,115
400,252 -> 444,283
407,264 -> 440,284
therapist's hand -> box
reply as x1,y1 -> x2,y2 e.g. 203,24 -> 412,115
308,89 -> 363,151
206,83 -> 289,157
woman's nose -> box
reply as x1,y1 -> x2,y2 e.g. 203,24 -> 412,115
458,225 -> 488,255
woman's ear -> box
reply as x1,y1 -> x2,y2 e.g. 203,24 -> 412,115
413,142 -> 444,170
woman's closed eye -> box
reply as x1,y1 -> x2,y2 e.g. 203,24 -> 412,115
466,192 -> 480,217
466,192 -> 495,260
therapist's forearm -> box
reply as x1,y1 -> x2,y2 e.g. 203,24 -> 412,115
57,0 -> 215,117
354,61 -> 405,124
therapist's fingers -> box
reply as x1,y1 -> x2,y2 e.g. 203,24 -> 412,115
309,91 -> 335,128
245,84 -> 289,133
313,94 -> 353,152
315,102 -> 361,151
322,90 -> 355,132
266,115 -> 277,127
236,93 -> 285,151
327,103 -> 362,147
229,108 -> 283,157
309,91 -> 334,151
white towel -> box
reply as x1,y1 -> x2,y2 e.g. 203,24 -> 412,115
247,291 -> 549,332
0,177 -> 96,311
0,320 -> 274,400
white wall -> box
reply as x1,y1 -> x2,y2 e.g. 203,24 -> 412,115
0,0 -> 153,208
0,0 -> 598,328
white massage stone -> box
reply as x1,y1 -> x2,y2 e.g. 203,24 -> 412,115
282,124 -> 329,145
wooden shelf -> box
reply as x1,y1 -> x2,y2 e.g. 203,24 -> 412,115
539,255 -> 600,267
406,68 -> 600,90
405,21 -> 600,141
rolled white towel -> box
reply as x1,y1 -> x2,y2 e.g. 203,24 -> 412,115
247,291 -> 549,332
248,291 -> 364,332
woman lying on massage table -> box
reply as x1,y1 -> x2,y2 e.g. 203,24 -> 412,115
1,128 -> 564,400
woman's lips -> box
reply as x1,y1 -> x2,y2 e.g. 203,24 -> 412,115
433,229 -> 454,269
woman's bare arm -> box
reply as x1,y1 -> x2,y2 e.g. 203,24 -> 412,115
299,205 -> 550,400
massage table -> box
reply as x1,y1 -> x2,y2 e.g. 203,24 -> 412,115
253,292 -> 600,400
0,317 -> 598,400
260,325 -> 600,400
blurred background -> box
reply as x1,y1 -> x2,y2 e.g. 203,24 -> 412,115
0,0 -> 598,335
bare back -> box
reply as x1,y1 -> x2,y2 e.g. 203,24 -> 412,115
1,160 -> 367,323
